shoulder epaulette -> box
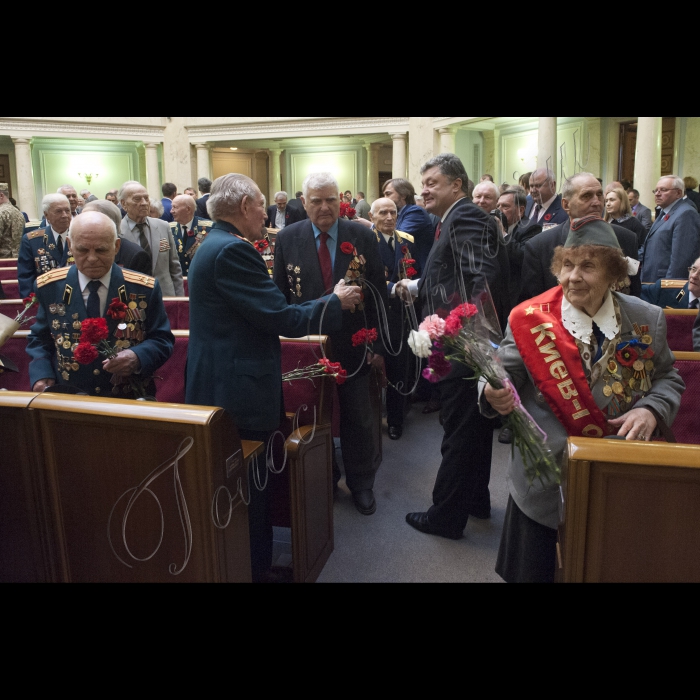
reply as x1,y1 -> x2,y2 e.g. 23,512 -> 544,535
27,229 -> 47,240
396,230 -> 415,244
660,280 -> 688,289
169,221 -> 178,229
37,267 -> 70,288
122,270 -> 156,288
197,220 -> 214,228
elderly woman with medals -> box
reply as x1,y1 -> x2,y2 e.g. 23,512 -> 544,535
483,216 -> 685,584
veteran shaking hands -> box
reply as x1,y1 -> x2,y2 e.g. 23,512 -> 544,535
334,279 -> 363,311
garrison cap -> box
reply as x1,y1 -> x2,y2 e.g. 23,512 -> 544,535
565,216 -> 621,250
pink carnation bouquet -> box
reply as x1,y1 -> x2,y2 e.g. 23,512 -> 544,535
409,302 -> 560,487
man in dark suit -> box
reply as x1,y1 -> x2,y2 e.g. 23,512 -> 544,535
18,193 -> 73,298
628,189 -> 653,233
273,173 -> 389,516
498,188 -> 542,311
643,255 -> 699,309
521,173 -> 642,302
685,177 -> 700,210
370,198 -> 421,441
82,200 -> 152,276
195,177 -> 212,219
640,176 -> 700,283
287,192 -> 308,220
160,183 -> 177,223
395,154 -> 511,540
27,212 -> 174,398
383,178 -> 437,271
186,174 -> 359,582
525,168 -> 568,229
267,191 -> 304,231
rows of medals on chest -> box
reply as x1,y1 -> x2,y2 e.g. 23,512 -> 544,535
285,255 -> 365,297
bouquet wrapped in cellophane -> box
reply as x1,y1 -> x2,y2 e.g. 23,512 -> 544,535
409,294 -> 560,487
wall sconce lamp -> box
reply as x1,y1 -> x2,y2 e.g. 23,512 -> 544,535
78,173 -> 99,186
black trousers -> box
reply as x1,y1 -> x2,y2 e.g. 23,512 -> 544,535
427,376 -> 495,533
239,428 -> 273,584
496,496 -> 558,584
335,373 -> 377,493
385,303 -> 413,428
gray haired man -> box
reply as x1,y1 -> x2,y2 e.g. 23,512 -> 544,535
267,191 -> 304,230
119,182 -> 184,297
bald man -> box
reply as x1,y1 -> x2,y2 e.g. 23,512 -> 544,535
27,211 -> 174,397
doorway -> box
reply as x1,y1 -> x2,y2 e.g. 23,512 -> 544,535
0,155 -> 11,198
619,118 -> 676,184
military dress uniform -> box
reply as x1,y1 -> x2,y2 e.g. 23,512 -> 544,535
170,217 -> 214,278
375,228 -> 421,433
27,264 -> 175,397
18,226 -> 73,299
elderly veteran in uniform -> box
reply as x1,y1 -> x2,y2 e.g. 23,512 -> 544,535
119,181 -> 185,297
371,197 -> 421,441
18,193 -> 74,299
169,194 -> 214,278
27,212 -> 174,398
483,216 -> 685,584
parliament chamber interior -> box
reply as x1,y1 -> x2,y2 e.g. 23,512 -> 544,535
1,117 -> 699,583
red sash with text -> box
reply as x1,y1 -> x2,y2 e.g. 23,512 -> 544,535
510,287 -> 612,439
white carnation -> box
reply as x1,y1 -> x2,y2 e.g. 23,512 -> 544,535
409,329 -> 433,359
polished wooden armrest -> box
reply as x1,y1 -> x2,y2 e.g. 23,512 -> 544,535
241,440 -> 264,465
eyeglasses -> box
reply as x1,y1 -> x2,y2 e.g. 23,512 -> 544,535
690,267 -> 700,276
653,188 -> 680,195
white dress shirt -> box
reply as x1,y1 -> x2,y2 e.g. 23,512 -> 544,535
275,208 -> 287,229
78,269 -> 112,317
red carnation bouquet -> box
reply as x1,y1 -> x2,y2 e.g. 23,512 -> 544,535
352,327 -> 378,347
340,202 -> 356,220
74,300 -> 151,398
409,300 -> 559,487
283,357 -> 347,386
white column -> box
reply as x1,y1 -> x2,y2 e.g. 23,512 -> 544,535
145,143 -> 161,202
391,133 -> 408,179
538,117 -> 558,174
194,143 -> 212,181
268,149 -> 283,198
438,127 -> 456,154
634,117 -> 663,211
12,138 -> 37,220
365,143 -> 381,202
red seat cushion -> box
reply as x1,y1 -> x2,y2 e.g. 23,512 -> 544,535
2,282 -> 19,299
153,336 -> 188,404
666,313 -> 698,352
673,359 -> 700,445
0,337 -> 32,391
0,268 -> 17,281
0,259 -> 17,268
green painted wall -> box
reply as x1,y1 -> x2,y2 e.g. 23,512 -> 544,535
30,138 -> 144,203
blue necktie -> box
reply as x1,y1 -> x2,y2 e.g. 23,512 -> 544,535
86,281 -> 102,318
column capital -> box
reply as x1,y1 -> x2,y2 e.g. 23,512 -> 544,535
11,137 -> 31,146
193,142 -> 211,149
145,142 -> 160,150
437,127 -> 456,135
390,132 -> 408,140
364,142 -> 382,152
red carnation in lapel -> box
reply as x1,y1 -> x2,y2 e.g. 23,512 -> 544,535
341,242 -> 355,255
107,298 -> 128,321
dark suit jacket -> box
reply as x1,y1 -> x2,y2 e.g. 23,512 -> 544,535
27,264 -> 174,395
186,222 -> 342,432
195,194 -> 210,219
376,229 -> 422,296
160,198 -> 174,223
18,225 -> 72,299
115,237 -> 152,276
610,215 -> 648,251
686,189 -> 700,210
520,220 -> 642,302
396,204 -> 435,271
267,205 -> 304,230
506,218 -> 543,311
632,203 -> 653,233
640,199 -> 700,283
527,194 -> 568,229
273,218 -> 388,376
287,198 -> 308,219
418,198 -> 510,379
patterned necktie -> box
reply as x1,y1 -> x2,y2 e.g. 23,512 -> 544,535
56,234 -> 64,258
86,280 -> 102,318
135,223 -> 152,257
532,204 -> 542,222
592,322 -> 606,364
318,232 -> 334,293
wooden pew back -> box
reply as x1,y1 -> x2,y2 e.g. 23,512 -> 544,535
665,309 -> 698,352
673,352 -> 700,445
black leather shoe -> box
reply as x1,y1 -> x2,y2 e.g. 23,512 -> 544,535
353,490 -> 377,516
388,426 -> 403,441
405,513 -> 463,540
498,427 -> 514,445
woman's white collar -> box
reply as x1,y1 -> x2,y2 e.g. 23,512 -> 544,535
562,292 -> 619,345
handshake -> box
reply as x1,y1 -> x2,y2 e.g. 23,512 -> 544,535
334,280 -> 363,311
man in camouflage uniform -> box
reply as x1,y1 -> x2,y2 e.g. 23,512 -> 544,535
0,183 -> 25,259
